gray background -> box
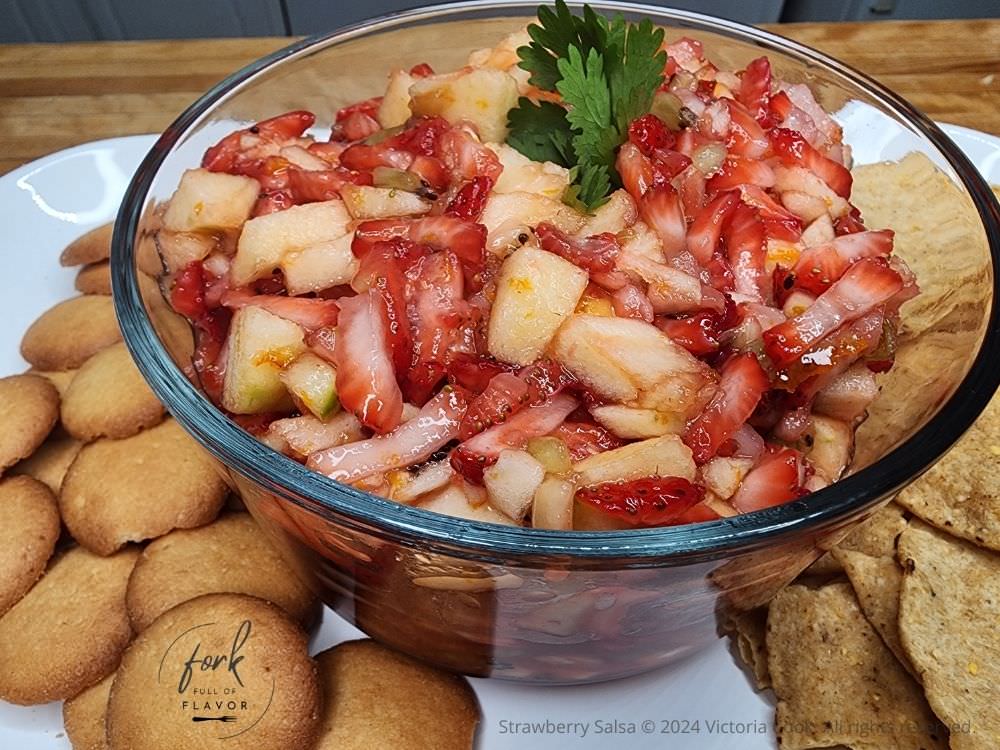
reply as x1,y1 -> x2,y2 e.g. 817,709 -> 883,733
2,0 -> 997,42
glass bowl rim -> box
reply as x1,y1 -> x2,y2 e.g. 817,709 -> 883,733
112,0 -> 1000,563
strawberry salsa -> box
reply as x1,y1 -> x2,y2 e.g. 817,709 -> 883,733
157,3 -> 916,531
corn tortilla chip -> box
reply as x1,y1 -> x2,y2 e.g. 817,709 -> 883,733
895,392 -> 1000,551
833,548 -> 914,678
723,607 -> 770,690
898,522 -> 1000,750
767,582 -> 947,750
807,502 -> 908,577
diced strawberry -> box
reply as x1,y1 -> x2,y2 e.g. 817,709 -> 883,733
687,190 -> 740,265
677,165 -> 706,218
617,142 -> 654,200
767,90 -> 794,124
332,289 -> 404,433
738,57 -> 771,125
770,127 -> 852,199
339,143 -> 413,172
445,176 -> 494,221
791,230 -> 895,295
724,202 -> 767,302
651,148 -> 693,182
446,354 -> 515,394
835,205 -> 867,236
730,446 -> 804,512
409,62 -> 435,77
535,222 -> 620,273
576,476 -> 705,526
395,116 -> 450,157
334,111 -> 380,142
403,250 -> 471,404
611,284 -> 655,322
220,289 -> 340,330
724,99 -> 769,159
437,126 -> 504,183
334,97 -> 381,125
640,185 -> 687,258
287,166 -> 372,203
704,252 -> 735,294
684,353 -> 769,464
628,113 -> 676,156
658,312 -> 723,356
202,111 -> 316,173
171,261 -> 208,319
670,500 -> 723,524
352,219 -> 411,258
450,394 -> 578,483
665,37 -> 705,72
252,190 -> 295,216
459,359 -> 571,439
706,156 -> 775,194
409,216 -> 487,270
550,420 -> 624,461
782,309 -> 885,393
354,241 -> 413,375
738,184 -> 803,242
762,257 -> 904,368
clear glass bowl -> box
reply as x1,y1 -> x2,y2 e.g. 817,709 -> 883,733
112,1 -> 1000,684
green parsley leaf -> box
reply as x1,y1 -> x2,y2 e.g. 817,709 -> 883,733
609,19 -> 666,134
506,98 -> 575,167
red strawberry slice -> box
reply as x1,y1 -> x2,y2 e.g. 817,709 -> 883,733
640,185 -> 687,258
706,156 -> 775,194
445,176 -> 494,221
770,127 -> 853,199
763,257 -> 904,369
334,96 -> 381,125
617,142 -> 654,200
353,241 -> 413,376
730,446 -> 804,512
437,126 -> 504,183
408,216 -> 487,270
332,289 -> 404,433
791,229 -> 895,295
687,190 -> 740,265
220,289 -> 340,330
334,111 -> 380,142
628,113 -> 677,156
684,353 -> 769,464
738,184 -> 803,242
725,99 -> 769,159
287,166 -> 372,203
459,360 -> 571,439
738,57 -> 772,125
535,222 -> 621,273
446,354 -> 515,394
203,110 -> 316,173
677,164 -> 707,219
172,261 -> 208,319
450,394 -> 578,483
550,420 -> 625,461
611,283 -> 655,322
724,202 -> 767,302
576,476 -> 705,526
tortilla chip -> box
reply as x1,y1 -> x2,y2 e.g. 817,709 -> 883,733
898,521 -> 1000,750
767,582 -> 947,750
833,548 -> 914,677
852,152 -> 990,339
723,607 -> 770,690
807,502 -> 908,577
895,391 -> 1000,551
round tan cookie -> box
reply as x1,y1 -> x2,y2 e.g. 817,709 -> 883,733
0,545 -> 138,704
64,672 -> 113,750
60,418 -> 227,555
312,640 -> 480,750
21,296 -> 122,371
76,261 -> 113,296
126,513 -> 319,631
0,476 -> 61,616
32,369 -> 78,398
0,374 -> 59,473
9,433 -> 83,493
61,343 -> 165,441
107,593 -> 320,750
61,223 -> 113,267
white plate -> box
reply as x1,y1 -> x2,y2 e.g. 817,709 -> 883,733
1,123 -> 997,750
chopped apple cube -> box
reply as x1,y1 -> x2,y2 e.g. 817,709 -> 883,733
163,168 -> 259,233
578,189 -> 638,236
418,485 -> 517,526
573,434 -> 696,487
232,199 -> 351,286
551,315 -> 717,418
480,191 -> 585,255
701,456 -> 755,500
590,405 -> 684,439
281,233 -> 358,296
489,143 -> 570,200
280,352 -> 340,421
340,184 -> 431,220
483,449 -> 546,521
222,306 -> 306,414
409,67 -> 519,142
155,230 -> 216,274
487,245 -> 588,366
807,415 -> 854,482
377,69 -> 415,128
531,476 -> 575,530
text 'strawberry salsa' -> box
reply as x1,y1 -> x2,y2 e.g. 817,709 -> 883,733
156,4 -> 917,531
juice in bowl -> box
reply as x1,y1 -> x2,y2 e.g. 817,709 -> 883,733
114,1 -> 999,683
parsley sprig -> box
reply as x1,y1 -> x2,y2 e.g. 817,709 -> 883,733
506,1 -> 666,211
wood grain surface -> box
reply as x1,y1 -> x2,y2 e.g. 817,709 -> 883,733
0,19 -> 997,174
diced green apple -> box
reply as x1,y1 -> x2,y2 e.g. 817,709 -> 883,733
221,306 -> 306,414
281,233 -> 357,296
489,143 -> 570,200
280,352 -> 340,421
590,405 -> 685,439
340,184 -> 431,220
231,199 -> 351,286
409,67 -> 519,142
487,245 -> 588,366
479,191 -> 584,255
531,476 -> 575,530
378,69 -> 415,128
577,189 -> 638,236
483,449 -> 545,522
806,415 -> 854,483
162,168 -> 259,233
573,434 -> 696,487
418,485 -> 517,526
